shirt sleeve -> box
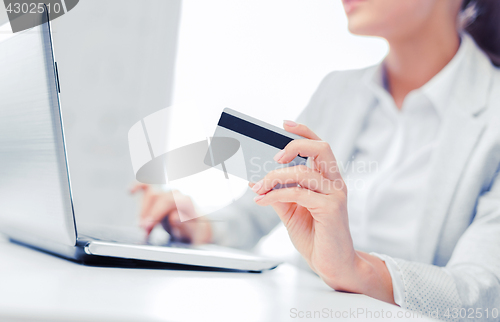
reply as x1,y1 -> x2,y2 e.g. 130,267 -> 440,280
370,252 -> 405,307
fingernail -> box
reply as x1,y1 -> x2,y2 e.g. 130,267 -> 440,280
274,149 -> 286,162
252,180 -> 263,193
284,120 -> 297,127
254,195 -> 265,202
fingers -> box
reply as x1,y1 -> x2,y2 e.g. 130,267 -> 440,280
252,165 -> 335,195
139,188 -> 157,227
283,121 -> 321,140
167,210 -> 187,241
275,139 -> 340,182
142,192 -> 178,235
132,183 -> 154,225
162,210 -> 212,244
281,122 -> 340,182
254,186 -> 325,210
160,210 -> 187,242
134,184 -> 201,241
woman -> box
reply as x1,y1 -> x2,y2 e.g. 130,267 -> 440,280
133,0 -> 500,319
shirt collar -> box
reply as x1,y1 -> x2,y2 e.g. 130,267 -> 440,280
420,34 -> 471,116
362,33 -> 473,117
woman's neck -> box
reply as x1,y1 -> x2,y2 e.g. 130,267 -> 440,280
384,24 -> 460,109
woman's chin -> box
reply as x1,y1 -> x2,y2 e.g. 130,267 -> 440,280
346,16 -> 386,37
347,21 -> 375,37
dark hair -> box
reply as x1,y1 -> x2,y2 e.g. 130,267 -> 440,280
462,0 -> 500,66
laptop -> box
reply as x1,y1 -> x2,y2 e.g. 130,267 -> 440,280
0,11 -> 280,272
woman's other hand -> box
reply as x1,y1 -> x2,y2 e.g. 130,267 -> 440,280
131,184 -> 212,245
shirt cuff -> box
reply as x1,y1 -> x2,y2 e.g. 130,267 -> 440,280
370,252 -> 405,307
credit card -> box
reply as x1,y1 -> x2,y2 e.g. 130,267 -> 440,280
205,108 -> 307,183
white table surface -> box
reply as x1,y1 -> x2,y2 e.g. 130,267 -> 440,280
0,236 -> 433,322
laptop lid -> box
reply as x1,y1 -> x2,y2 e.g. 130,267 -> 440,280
48,1 -> 180,237
0,15 -> 77,247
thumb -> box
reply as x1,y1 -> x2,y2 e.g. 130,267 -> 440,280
283,120 -> 321,140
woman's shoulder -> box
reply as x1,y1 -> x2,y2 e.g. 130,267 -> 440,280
307,66 -> 378,109
317,65 -> 377,91
297,66 -> 378,129
304,65 -> 377,111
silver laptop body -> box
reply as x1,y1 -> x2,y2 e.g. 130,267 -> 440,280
0,14 -> 280,272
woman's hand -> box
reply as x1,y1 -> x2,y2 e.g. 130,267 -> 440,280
131,184 -> 212,245
250,120 -> 395,304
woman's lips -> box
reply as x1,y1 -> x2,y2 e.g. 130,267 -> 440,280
342,0 -> 366,14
